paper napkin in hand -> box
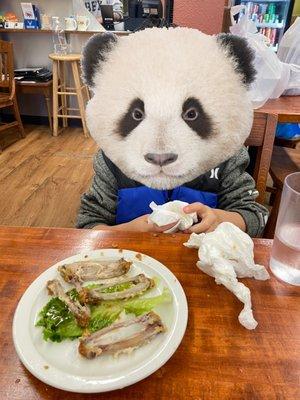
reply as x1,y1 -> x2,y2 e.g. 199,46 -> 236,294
148,200 -> 198,233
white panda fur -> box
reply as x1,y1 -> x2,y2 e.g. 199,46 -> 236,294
86,27 -> 253,190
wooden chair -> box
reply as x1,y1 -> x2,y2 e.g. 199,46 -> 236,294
0,40 -> 25,151
245,112 -> 278,204
49,53 -> 90,137
249,96 -> 300,236
264,146 -> 300,238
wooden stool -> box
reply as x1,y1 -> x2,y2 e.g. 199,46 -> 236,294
264,146 -> 300,238
49,53 -> 90,137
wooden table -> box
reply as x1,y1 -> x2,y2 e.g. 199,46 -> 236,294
0,227 -> 299,400
257,95 -> 300,123
258,95 -> 300,148
16,80 -> 53,132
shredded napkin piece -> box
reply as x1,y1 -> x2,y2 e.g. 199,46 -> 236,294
184,222 -> 270,329
148,200 -> 197,233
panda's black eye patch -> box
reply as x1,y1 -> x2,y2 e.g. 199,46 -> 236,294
182,97 -> 213,138
117,98 -> 145,138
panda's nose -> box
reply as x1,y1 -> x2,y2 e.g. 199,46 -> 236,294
144,153 -> 178,166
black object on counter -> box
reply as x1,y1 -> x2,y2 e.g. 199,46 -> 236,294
14,68 -> 52,82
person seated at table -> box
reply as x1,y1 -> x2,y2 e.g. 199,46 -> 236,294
76,28 -> 269,237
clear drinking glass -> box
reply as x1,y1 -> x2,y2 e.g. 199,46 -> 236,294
53,43 -> 69,55
52,16 -> 69,55
270,172 -> 300,285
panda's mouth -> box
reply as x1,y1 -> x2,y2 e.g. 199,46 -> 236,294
137,169 -> 188,179
135,160 -> 190,178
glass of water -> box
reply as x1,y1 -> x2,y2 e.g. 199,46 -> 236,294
270,172 -> 300,285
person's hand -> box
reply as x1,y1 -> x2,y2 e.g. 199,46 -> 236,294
183,203 -> 246,234
124,214 -> 178,233
92,215 -> 178,233
183,203 -> 221,233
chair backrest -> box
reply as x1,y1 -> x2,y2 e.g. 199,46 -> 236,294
0,40 -> 14,94
245,111 -> 278,204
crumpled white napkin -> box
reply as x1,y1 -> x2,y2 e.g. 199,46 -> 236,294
148,200 -> 198,233
184,222 -> 270,329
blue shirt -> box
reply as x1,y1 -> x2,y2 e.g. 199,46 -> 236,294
116,186 -> 218,224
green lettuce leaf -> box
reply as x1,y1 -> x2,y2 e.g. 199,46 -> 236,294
67,288 -> 80,301
36,297 -> 82,342
88,288 -> 172,331
36,287 -> 172,342
85,281 -> 133,293
123,288 -> 172,316
89,302 -> 123,333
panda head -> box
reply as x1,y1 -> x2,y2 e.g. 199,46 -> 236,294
82,28 -> 255,189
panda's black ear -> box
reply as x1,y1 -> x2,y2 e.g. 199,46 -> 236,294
81,32 -> 118,88
216,34 -> 256,86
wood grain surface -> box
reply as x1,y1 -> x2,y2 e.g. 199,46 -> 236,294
0,227 -> 299,400
0,125 -> 97,227
257,96 -> 300,123
270,146 -> 300,190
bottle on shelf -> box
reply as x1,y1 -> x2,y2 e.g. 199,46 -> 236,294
237,0 -> 289,51
52,16 -> 68,55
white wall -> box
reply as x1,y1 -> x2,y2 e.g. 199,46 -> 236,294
1,0 -> 95,116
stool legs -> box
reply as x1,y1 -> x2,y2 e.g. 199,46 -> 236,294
52,60 -> 59,137
84,86 -> 91,102
44,94 -> 53,133
71,61 -> 89,138
60,61 -> 68,128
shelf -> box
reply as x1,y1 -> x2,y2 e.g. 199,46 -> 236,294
0,28 -> 129,35
256,22 -> 284,28
0,28 -> 52,33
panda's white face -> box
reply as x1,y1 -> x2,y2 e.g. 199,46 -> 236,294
86,28 -> 254,189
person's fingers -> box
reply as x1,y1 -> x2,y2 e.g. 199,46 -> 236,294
206,224 -> 217,233
188,215 -> 214,233
183,202 -> 207,216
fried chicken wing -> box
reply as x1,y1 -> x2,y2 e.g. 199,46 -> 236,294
58,258 -> 132,283
79,311 -> 165,359
80,274 -> 154,304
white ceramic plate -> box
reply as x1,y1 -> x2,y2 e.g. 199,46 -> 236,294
13,249 -> 188,393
